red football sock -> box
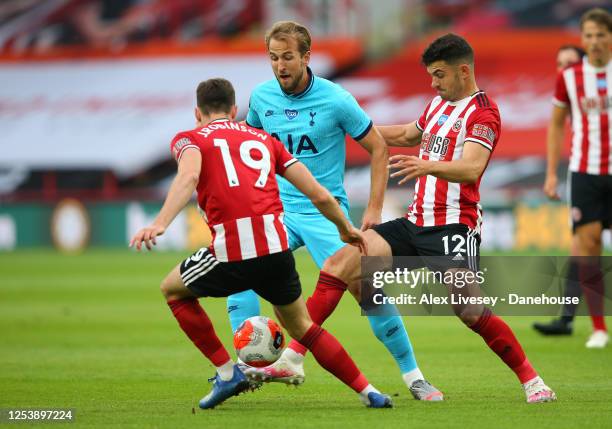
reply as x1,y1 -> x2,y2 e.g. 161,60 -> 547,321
298,324 -> 368,393
579,259 -> 607,332
469,308 -> 537,384
167,298 -> 230,367
288,271 -> 347,356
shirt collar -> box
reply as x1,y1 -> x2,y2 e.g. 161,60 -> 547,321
280,67 -> 315,99
583,56 -> 611,73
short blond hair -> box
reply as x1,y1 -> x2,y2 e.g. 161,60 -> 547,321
265,21 -> 312,56
580,8 -> 611,32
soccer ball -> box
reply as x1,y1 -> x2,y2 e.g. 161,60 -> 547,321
233,316 -> 285,367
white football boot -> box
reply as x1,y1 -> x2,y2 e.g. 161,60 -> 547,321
586,330 -> 609,349
523,376 -> 557,403
241,353 -> 305,386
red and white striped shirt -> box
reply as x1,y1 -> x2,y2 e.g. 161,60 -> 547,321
553,57 -> 611,175
407,91 -> 500,232
170,119 -> 298,262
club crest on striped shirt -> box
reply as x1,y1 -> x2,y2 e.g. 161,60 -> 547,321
437,114 -> 449,126
452,118 -> 462,132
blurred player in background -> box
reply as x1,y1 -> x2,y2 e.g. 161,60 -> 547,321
543,8 -> 611,348
533,44 -> 585,336
319,33 -> 556,403
226,20 -> 442,400
130,78 -> 393,409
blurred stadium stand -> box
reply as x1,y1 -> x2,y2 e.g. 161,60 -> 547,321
0,0 -> 609,251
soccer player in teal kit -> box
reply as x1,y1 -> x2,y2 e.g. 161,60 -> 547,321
227,21 -> 442,400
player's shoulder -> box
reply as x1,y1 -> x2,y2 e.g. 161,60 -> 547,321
172,128 -> 201,144
467,92 -> 500,126
314,75 -> 352,99
471,92 -> 499,114
558,61 -> 583,80
566,61 -> 583,72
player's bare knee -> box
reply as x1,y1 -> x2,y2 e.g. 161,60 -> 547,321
160,275 -> 173,299
347,280 -> 361,302
453,304 -> 483,326
457,311 -> 480,327
322,250 -> 344,277
284,317 -> 311,340
323,246 -> 358,283
160,268 -> 191,301
581,235 -> 602,255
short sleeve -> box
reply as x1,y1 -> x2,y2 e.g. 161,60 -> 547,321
416,100 -> 434,132
464,108 -> 501,152
272,135 -> 298,176
246,96 -> 263,129
170,131 -> 199,163
338,89 -> 373,140
552,70 -> 569,107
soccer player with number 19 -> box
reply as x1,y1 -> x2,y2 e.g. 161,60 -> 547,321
130,78 -> 392,409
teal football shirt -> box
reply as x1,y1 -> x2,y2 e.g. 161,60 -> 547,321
246,68 -> 372,213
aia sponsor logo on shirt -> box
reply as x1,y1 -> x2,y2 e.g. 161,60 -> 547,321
472,124 -> 496,144
580,95 -> 611,113
421,132 -> 450,157
285,109 -> 299,120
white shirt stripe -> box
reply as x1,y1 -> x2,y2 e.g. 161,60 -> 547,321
263,214 -> 282,253
236,217 -> 257,260
565,68 -> 582,173
584,67 -> 601,175
212,224 -> 228,262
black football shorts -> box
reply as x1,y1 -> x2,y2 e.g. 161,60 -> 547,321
179,248 -> 302,306
372,217 -> 480,272
569,172 -> 612,232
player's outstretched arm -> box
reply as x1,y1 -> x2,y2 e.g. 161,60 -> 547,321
377,121 -> 423,147
282,162 -> 367,254
388,141 -> 490,185
543,105 -> 569,200
355,126 -> 388,230
129,148 -> 201,251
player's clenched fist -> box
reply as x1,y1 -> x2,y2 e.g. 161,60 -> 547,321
129,224 -> 166,251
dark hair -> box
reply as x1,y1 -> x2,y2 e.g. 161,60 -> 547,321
558,44 -> 585,58
580,8 -> 612,32
265,20 -> 312,56
421,33 -> 474,66
196,78 -> 235,116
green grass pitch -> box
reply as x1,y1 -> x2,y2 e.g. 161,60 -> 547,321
1,249 -> 611,428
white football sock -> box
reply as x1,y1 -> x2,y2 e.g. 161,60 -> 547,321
283,348 -> 305,365
402,367 -> 425,387
358,384 -> 380,405
216,360 -> 235,381
522,376 -> 542,389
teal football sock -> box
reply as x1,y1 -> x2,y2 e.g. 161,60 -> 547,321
227,289 -> 260,333
367,313 -> 418,374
